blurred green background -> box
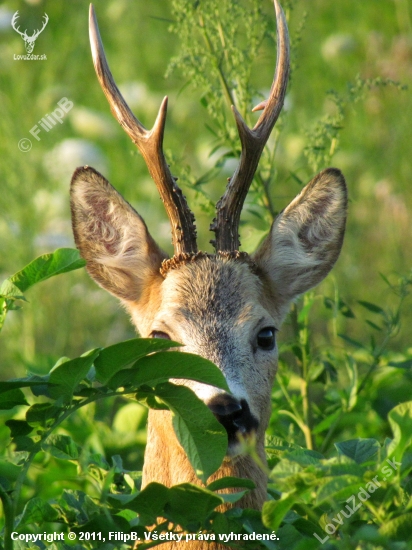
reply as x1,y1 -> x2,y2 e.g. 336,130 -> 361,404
0,0 -> 411,379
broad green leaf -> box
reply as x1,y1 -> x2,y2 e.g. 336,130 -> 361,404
17,497 -> 59,527
262,494 -> 297,531
108,351 -> 230,392
166,483 -> 222,529
379,513 -> 412,540
0,375 -> 49,395
6,248 -> 85,293
335,438 -> 380,464
316,475 -> 364,504
13,436 -> 35,452
115,482 -> 222,529
49,348 -> 100,402
5,419 -> 33,438
270,459 -> 302,480
154,382 -> 227,483
0,388 -> 28,410
95,338 -> 181,384
388,401 -> 412,456
207,476 -> 255,491
122,482 -> 169,520
0,460 -> 21,482
26,403 -> 62,427
284,449 -> 323,466
0,279 -> 25,300
42,435 -> 80,460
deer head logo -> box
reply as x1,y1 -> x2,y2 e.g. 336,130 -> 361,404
11,11 -> 49,54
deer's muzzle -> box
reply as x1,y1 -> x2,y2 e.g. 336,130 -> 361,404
207,393 -> 259,447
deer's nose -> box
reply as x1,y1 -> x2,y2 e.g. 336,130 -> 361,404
207,394 -> 259,444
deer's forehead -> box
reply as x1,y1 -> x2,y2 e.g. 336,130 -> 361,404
159,259 -> 262,322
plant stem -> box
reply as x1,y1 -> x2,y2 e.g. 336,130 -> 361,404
0,481 -> 14,550
198,14 -> 234,109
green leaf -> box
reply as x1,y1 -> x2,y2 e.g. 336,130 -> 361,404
13,436 -> 35,452
154,382 -> 227,483
335,438 -> 380,464
108,351 -> 230,393
0,280 -> 25,300
338,334 -> 365,349
49,348 -> 100,402
0,460 -> 22,482
262,494 -> 297,531
5,419 -> 33,438
316,475 -> 364,504
0,388 -> 28,410
379,513 -> 412,540
166,483 -> 222,529
26,403 -> 62,427
207,476 -> 255,491
312,410 -> 341,435
123,482 -> 169,520
0,375 -> 49,395
17,497 -> 59,527
388,359 -> 412,370
388,401 -> 412,455
365,319 -> 382,331
357,300 -> 385,315
95,338 -> 181,384
6,248 -> 85,293
42,435 -> 80,460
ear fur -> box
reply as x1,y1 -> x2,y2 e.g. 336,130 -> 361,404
253,168 -> 347,309
70,166 -> 167,302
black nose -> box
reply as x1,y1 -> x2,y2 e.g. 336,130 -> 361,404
207,394 -> 259,444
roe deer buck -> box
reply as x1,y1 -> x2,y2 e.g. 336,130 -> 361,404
70,0 -> 347,543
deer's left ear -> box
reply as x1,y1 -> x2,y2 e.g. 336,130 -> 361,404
253,168 -> 347,308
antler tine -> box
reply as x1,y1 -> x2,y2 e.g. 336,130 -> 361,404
89,4 -> 197,256
210,0 -> 290,253
11,12 -> 25,37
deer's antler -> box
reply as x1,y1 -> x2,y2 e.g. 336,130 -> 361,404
88,5 -> 197,257
11,12 -> 27,39
31,14 -> 49,40
210,0 -> 290,252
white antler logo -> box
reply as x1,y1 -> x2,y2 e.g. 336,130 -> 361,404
11,11 -> 49,54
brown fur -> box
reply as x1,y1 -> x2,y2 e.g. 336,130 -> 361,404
70,165 -> 347,549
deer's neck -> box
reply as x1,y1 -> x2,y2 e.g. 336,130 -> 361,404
142,409 -> 268,509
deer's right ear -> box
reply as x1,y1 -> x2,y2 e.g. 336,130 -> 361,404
253,168 -> 347,313
70,166 -> 167,302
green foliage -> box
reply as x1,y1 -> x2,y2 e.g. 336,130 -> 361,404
0,249 -> 85,333
1,0 -> 412,549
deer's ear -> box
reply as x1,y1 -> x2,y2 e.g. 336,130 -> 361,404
253,168 -> 347,308
70,166 -> 167,302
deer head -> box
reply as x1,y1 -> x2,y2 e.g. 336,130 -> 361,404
70,1 -> 347,509
11,11 -> 49,54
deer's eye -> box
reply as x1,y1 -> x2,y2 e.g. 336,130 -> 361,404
257,327 -> 276,350
150,331 -> 171,340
